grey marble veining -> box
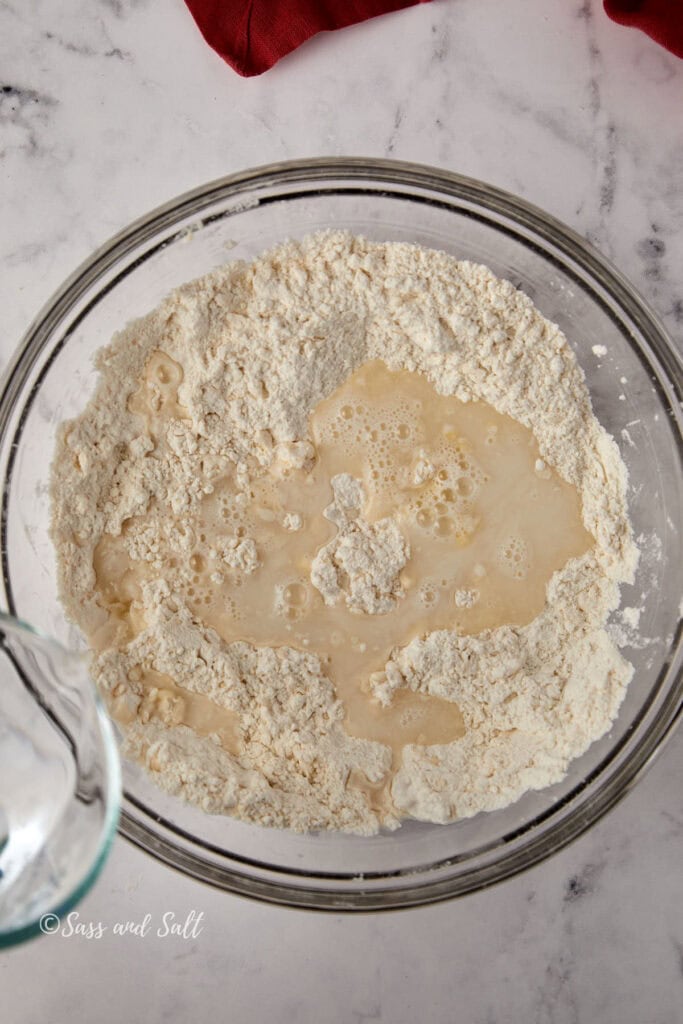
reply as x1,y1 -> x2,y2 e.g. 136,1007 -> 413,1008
0,1 -> 681,1021
2,736 -> 683,1023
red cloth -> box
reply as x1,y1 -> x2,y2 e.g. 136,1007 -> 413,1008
604,0 -> 683,58
183,0 -> 683,76
184,0 -> 431,76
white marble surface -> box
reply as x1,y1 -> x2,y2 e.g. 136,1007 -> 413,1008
1,1 -> 682,1020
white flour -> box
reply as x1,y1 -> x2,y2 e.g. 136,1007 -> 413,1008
50,232 -> 638,833
310,474 -> 409,614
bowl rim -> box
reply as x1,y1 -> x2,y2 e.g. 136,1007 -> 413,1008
1,157 -> 681,911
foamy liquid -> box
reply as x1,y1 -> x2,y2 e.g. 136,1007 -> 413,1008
93,356 -> 591,779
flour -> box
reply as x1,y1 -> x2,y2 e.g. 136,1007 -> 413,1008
311,474 -> 409,614
210,536 -> 259,574
282,512 -> 303,532
413,453 -> 436,486
50,231 -> 638,834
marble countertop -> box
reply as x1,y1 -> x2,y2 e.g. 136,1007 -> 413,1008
1,1 -> 682,1021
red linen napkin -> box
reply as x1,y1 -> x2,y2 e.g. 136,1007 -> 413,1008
183,0 -> 683,76
604,0 -> 683,58
183,0 -> 431,76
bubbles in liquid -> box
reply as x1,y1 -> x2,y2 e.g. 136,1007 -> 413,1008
419,581 -> 438,607
276,579 -> 310,621
497,535 -> 530,580
283,581 -> 307,607
399,705 -> 426,727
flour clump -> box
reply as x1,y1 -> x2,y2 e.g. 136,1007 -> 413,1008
311,475 -> 409,614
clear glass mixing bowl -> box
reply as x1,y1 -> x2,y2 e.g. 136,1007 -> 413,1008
0,159 -> 680,911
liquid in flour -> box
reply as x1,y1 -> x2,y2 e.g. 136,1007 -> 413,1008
93,356 -> 591,772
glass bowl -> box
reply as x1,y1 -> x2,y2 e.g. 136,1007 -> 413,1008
0,159 -> 681,911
